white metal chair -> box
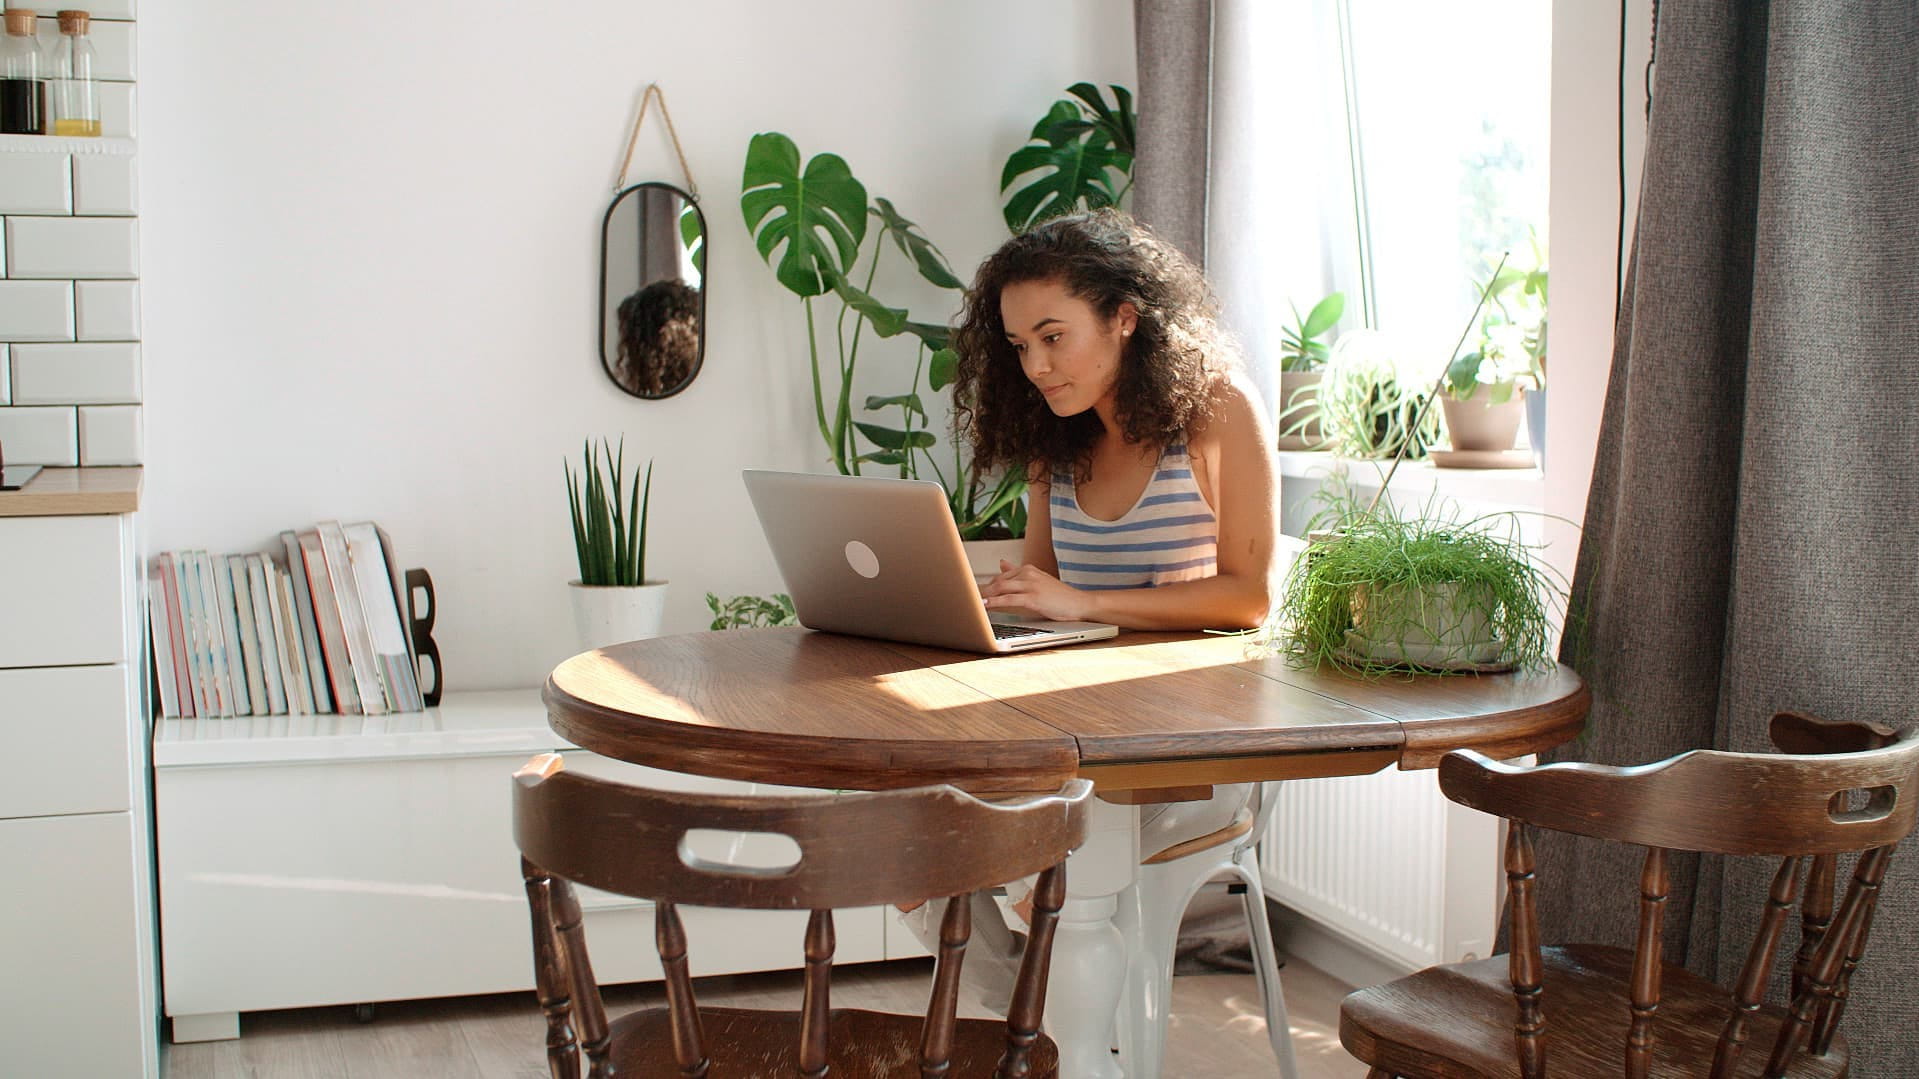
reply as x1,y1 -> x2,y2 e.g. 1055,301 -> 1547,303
1115,781 -> 1301,1078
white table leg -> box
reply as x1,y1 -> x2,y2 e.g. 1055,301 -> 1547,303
1044,797 -> 1138,1079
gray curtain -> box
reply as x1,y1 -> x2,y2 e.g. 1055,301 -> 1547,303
1132,0 -> 1213,265
1551,0 -> 1919,1070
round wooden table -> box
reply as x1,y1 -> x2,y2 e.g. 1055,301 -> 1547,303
546,627 -> 1589,1078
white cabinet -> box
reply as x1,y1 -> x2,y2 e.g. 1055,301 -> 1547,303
153,691 -> 902,1043
0,514 -> 127,666
0,508 -> 159,1079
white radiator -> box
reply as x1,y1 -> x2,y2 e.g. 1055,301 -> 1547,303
1259,766 -> 1502,973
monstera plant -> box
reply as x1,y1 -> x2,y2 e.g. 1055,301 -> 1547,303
739,132 -> 1025,539
1001,83 -> 1138,234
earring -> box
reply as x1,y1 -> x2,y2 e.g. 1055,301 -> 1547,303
1122,329 -> 1132,336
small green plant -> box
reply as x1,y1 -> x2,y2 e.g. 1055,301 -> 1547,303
1000,83 -> 1138,234
1314,331 -> 1441,460
706,592 -> 797,630
1447,240 -> 1547,402
565,438 -> 652,586
1279,292 -> 1345,372
1266,496 -> 1561,675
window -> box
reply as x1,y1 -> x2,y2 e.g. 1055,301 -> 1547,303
1340,1 -> 1550,358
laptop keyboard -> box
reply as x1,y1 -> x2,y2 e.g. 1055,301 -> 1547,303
991,623 -> 1049,641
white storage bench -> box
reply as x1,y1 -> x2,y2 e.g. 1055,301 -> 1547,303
153,689 -> 920,1042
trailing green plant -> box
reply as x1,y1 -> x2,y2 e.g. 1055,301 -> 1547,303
705,592 -> 797,630
565,438 -> 652,587
1313,332 -> 1441,460
1279,291 -> 1345,372
1264,494 -> 1562,675
1001,83 -> 1137,234
739,130 -> 1026,538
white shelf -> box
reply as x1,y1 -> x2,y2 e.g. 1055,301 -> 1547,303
0,134 -> 134,155
151,688 -> 563,768
1277,450 -> 1545,508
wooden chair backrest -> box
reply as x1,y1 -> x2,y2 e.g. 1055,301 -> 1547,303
1436,712 -> 1919,1078
512,754 -> 1091,1078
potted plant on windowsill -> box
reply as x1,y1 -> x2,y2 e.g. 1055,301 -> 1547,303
565,438 -> 665,652
1439,320 -> 1540,456
1276,291 -> 1344,451
1309,329 -> 1443,462
1437,246 -> 1547,463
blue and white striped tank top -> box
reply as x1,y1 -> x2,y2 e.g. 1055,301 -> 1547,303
1050,444 -> 1219,591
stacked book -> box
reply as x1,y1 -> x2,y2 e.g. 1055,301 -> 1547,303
149,520 -> 427,718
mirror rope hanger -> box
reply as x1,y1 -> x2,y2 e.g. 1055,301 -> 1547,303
614,83 -> 698,200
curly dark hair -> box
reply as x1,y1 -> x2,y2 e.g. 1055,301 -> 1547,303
614,278 -> 702,397
951,209 -> 1238,481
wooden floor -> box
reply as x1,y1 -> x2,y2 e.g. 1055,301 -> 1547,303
166,957 -> 1371,1077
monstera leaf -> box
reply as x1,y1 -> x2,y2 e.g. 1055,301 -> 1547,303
1000,84 -> 1138,234
741,133 -> 868,298
873,198 -> 963,290
678,201 -> 705,278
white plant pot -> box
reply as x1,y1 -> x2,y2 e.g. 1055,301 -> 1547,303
963,537 -> 1026,588
568,580 -> 669,653
1348,579 -> 1501,666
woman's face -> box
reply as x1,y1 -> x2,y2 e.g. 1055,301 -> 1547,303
999,277 -> 1137,418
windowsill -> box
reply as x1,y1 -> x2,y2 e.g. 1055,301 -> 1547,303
1277,449 -> 1544,508
0,134 -> 135,155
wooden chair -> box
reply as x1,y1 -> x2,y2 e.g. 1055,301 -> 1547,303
1340,712 -> 1919,1078
512,753 -> 1091,1078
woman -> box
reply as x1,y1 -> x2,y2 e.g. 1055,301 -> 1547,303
903,208 -> 1282,1001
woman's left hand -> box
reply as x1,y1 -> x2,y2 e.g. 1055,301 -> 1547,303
981,560 -> 1094,622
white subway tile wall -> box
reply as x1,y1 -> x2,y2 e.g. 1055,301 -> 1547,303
8,217 -> 138,279
0,6 -> 140,466
0,405 -> 79,465
79,405 -> 140,465
0,155 -> 72,214
0,280 -> 74,340
10,342 -> 140,404
73,155 -> 136,216
75,281 -> 138,341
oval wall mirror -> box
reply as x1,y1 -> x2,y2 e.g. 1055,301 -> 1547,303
601,181 -> 706,399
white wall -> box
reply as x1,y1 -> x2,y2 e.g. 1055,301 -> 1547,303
1544,0 -> 1652,584
140,1 -> 1135,690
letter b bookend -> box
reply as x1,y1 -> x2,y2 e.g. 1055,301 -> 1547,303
405,568 -> 442,706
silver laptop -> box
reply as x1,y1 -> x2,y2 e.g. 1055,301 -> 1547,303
743,470 -> 1119,654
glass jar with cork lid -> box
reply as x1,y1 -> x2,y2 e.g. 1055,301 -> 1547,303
0,8 -> 48,135
52,8 -> 98,137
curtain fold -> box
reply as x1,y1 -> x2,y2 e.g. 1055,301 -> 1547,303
1553,0 -> 1919,1068
1132,0 -> 1213,265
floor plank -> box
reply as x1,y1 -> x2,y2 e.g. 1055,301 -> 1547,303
168,957 -> 1371,1077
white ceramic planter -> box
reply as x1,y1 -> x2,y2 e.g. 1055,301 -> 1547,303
962,538 -> 1026,588
1347,579 -> 1501,666
568,580 -> 669,653
1440,392 -> 1527,451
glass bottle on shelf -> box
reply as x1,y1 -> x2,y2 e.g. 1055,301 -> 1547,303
52,8 -> 97,137
0,9 -> 48,135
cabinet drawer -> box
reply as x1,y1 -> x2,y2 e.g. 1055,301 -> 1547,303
0,812 -> 149,1077
0,515 -> 127,667
0,665 -> 131,818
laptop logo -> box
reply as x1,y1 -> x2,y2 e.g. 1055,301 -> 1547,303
844,540 -> 880,579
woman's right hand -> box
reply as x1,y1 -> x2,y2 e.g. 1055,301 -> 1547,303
981,559 -> 1096,623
